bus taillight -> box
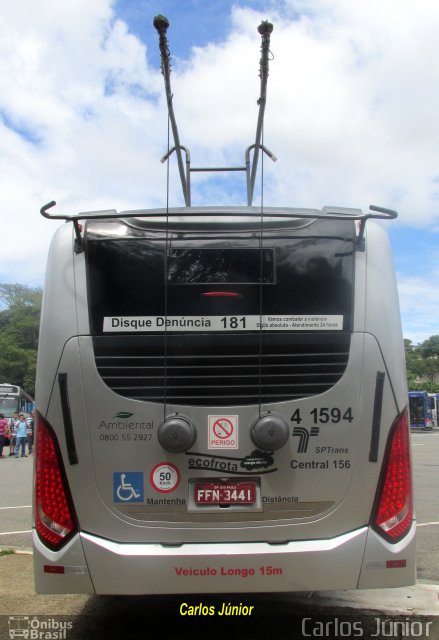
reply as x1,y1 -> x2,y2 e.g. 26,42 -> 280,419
34,412 -> 78,550
371,409 -> 413,543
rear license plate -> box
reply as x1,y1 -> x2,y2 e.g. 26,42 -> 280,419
194,481 -> 256,505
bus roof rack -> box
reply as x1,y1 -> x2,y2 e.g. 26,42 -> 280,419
39,200 -> 397,253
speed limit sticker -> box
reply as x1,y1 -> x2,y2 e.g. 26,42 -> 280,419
150,462 -> 180,493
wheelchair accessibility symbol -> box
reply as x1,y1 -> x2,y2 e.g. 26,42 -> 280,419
113,472 -> 144,503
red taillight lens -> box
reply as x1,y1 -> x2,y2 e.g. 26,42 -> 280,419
372,409 -> 413,543
34,413 -> 77,550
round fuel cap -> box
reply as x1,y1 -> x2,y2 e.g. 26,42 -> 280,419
250,413 -> 289,451
158,415 -> 197,453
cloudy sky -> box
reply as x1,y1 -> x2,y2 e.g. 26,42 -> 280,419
1,0 -> 438,344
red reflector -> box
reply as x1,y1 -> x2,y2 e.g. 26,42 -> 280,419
35,412 -> 77,551
386,560 -> 407,569
201,291 -> 241,298
372,409 -> 413,543
44,565 -> 65,574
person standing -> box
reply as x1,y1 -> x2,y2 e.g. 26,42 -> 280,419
0,413 -> 7,458
9,413 -> 18,456
14,414 -> 28,458
26,411 -> 35,455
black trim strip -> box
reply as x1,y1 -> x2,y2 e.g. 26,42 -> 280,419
369,371 -> 385,462
58,373 -> 79,465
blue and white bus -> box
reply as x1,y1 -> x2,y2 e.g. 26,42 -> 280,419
408,391 -> 433,430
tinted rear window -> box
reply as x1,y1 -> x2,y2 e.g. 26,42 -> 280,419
167,248 -> 275,284
85,218 -> 355,334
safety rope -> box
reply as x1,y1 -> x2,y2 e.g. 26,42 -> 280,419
163,114 -> 171,421
258,126 -> 265,416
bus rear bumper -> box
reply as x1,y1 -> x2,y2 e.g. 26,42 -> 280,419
34,523 -> 415,594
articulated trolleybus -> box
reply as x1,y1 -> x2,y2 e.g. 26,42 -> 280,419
34,17 -> 415,594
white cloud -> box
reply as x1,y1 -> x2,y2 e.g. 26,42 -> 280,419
0,0 -> 173,284
158,1 -> 439,220
397,270 -> 439,345
1,0 -> 439,291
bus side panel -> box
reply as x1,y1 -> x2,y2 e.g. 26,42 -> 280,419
36,225 -> 78,414
363,223 -> 408,412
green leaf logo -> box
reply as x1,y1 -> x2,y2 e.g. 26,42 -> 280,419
114,412 -> 134,419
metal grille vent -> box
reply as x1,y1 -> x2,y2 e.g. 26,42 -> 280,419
93,333 -> 350,406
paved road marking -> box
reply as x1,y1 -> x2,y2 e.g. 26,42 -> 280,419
0,529 -> 32,535
0,505 -> 31,510
411,432 -> 439,435
0,505 -> 33,536
417,521 -> 439,527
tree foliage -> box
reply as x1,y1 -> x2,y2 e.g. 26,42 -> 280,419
405,335 -> 439,391
417,335 -> 439,359
0,283 -> 42,397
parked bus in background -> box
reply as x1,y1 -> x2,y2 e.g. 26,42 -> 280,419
0,384 -> 35,418
408,391 -> 433,430
427,393 -> 439,427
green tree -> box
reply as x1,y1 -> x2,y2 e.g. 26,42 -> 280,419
405,335 -> 439,392
416,335 -> 439,384
0,283 -> 42,397
418,335 -> 439,358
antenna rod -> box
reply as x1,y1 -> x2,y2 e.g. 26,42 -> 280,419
153,15 -> 190,206
248,20 -> 273,206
